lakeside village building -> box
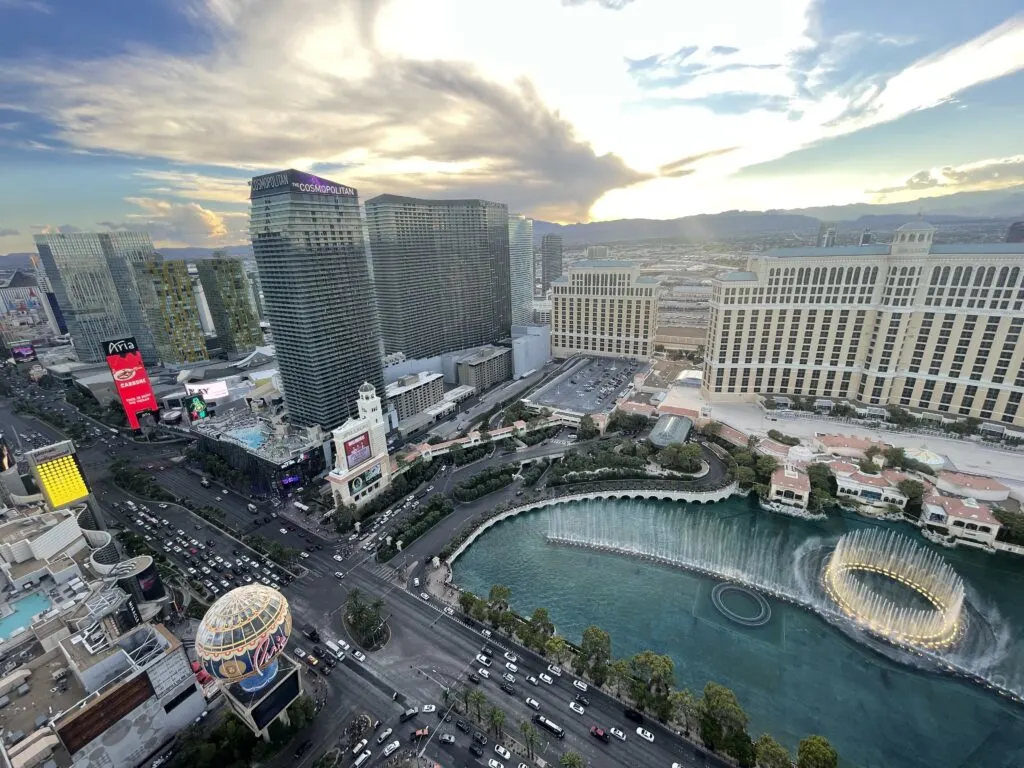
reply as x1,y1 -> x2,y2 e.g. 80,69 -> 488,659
703,222 -> 1024,434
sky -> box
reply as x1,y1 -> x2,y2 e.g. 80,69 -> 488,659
0,0 -> 1023,252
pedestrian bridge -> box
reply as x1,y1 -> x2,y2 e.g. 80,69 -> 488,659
446,481 -> 739,565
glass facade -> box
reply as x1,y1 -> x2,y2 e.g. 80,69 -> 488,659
540,234 -> 563,294
365,194 -> 511,359
508,214 -> 534,326
33,232 -> 158,364
131,259 -> 208,365
249,169 -> 384,430
196,255 -> 262,354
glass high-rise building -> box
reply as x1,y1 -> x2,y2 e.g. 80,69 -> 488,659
196,254 -> 262,355
540,234 -> 563,294
130,259 -> 208,365
508,214 -> 534,326
249,169 -> 384,430
33,231 -> 159,364
365,194 -> 511,359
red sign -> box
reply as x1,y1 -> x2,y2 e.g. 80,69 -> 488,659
104,337 -> 157,430
343,431 -> 372,470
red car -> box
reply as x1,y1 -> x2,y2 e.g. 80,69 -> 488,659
590,726 -> 610,743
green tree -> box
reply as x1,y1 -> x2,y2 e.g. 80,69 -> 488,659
797,735 -> 838,768
577,414 -> 599,440
545,636 -> 567,663
701,682 -> 749,736
287,695 -> 316,729
468,689 -> 487,722
897,478 -> 926,519
726,729 -> 757,768
559,751 -> 585,768
489,584 -> 512,610
459,590 -> 479,615
657,441 -> 703,472
459,685 -> 472,712
519,721 -> 540,760
701,420 -> 722,437
735,465 -> 757,489
754,733 -> 792,768
577,625 -> 612,681
753,454 -> 778,483
487,705 -> 506,737
628,650 -> 675,719
608,658 -> 632,697
669,689 -> 699,735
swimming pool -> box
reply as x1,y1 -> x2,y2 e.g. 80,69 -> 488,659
226,426 -> 267,451
0,593 -> 52,640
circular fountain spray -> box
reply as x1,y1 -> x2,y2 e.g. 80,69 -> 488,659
823,529 -> 965,650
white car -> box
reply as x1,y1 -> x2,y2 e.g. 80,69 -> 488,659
333,554 -> 343,562
504,651 -> 518,663
478,668 -> 490,679
420,592 -> 431,601
279,528 -> 288,534
502,672 -> 515,684
422,705 -> 436,713
476,654 -> 491,666
527,675 -> 539,686
547,664 -> 562,677
299,552 -> 310,559
609,727 -> 626,742
334,571 -> 345,579
383,741 -> 400,757
569,701 -> 585,715
539,673 -> 553,685
505,662 -> 518,673
573,680 -> 588,692
487,760 -> 504,768
444,606 -> 455,615
495,745 -> 511,760
636,727 -> 654,743
377,728 -> 393,744
352,650 -> 366,662
481,628 -> 492,638
525,697 -> 540,710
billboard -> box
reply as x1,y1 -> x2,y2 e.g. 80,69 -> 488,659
9,342 -> 36,363
343,431 -> 372,470
249,169 -> 357,199
136,561 -> 166,601
185,393 -> 209,422
185,379 -> 230,401
348,462 -> 382,495
103,337 -> 157,430
0,436 -> 14,471
31,448 -> 90,509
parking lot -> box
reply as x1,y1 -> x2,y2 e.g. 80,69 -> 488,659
527,356 -> 643,413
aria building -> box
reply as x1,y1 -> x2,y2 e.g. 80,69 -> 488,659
249,169 -> 384,430
508,214 -> 535,326
196,254 -> 263,355
703,221 -> 1024,427
364,194 -> 511,360
551,261 -> 659,360
539,234 -> 563,294
33,232 -> 160,364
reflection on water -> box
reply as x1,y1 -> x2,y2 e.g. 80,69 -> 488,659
452,497 -> 1024,768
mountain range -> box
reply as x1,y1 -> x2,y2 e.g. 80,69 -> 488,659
4,185 -> 1023,261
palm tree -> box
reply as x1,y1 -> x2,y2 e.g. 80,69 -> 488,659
487,705 -> 505,738
459,685 -> 471,712
559,751 -> 585,768
519,721 -> 540,760
468,689 -> 487,722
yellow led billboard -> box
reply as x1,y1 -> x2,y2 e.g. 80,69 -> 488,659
35,453 -> 89,509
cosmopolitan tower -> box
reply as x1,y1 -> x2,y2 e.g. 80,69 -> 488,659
249,170 -> 384,429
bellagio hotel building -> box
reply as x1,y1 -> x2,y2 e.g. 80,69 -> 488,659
702,222 -> 1024,428
551,261 -> 660,361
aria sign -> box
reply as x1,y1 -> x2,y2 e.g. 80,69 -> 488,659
249,169 -> 357,199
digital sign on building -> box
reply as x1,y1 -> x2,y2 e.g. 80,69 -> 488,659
348,462 -> 382,495
185,394 -> 209,422
343,432 -> 372,470
103,337 -> 158,430
249,169 -> 357,199
185,379 -> 230,401
9,342 -> 36,363
29,442 -> 90,509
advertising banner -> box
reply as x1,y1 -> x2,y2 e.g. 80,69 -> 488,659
343,431 -> 372,470
185,379 -> 230,401
9,342 -> 36,362
348,462 -> 382,495
185,393 -> 209,422
103,337 -> 157,430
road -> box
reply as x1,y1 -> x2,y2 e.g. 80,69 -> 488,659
0,372 -> 730,768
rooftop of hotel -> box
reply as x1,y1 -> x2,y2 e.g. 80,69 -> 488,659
924,494 -> 1001,527
189,410 -> 320,463
771,466 -> 810,492
455,345 -> 510,365
0,508 -> 73,547
937,470 -> 1010,493
714,241 -> 1024,272
385,371 -> 444,398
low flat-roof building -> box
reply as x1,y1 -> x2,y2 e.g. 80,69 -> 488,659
385,372 -> 444,421
935,471 -> 1010,502
649,414 -> 693,448
454,345 -> 512,394
922,494 -> 1001,547
769,465 -> 811,511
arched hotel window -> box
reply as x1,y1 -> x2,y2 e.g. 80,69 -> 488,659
952,267 -> 962,286
852,267 -> 861,283
984,267 -> 995,286
929,267 -> 941,286
997,266 -> 1009,287
1009,267 -> 1020,287
939,266 -> 950,285
962,267 -> 972,285
868,266 -> 878,283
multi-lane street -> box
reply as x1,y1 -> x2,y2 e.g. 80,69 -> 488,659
0,375 -> 729,768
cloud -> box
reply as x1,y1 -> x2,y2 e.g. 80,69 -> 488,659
0,228 -> 19,237
870,155 -> 1024,199
99,198 -> 242,245
659,146 -> 740,177
0,0 -> 52,13
3,0 -> 647,223
31,224 -> 82,235
710,46 -> 740,56
134,170 -> 251,204
562,0 -> 636,9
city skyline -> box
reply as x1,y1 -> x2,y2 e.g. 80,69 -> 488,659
0,0 -> 1021,254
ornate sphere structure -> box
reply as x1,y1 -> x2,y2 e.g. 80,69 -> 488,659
823,529 -> 965,649
195,584 -> 292,692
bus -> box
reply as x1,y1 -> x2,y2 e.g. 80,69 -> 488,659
294,501 -> 310,513
532,714 -> 564,739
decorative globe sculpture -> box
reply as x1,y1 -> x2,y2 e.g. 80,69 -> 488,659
195,584 -> 292,693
